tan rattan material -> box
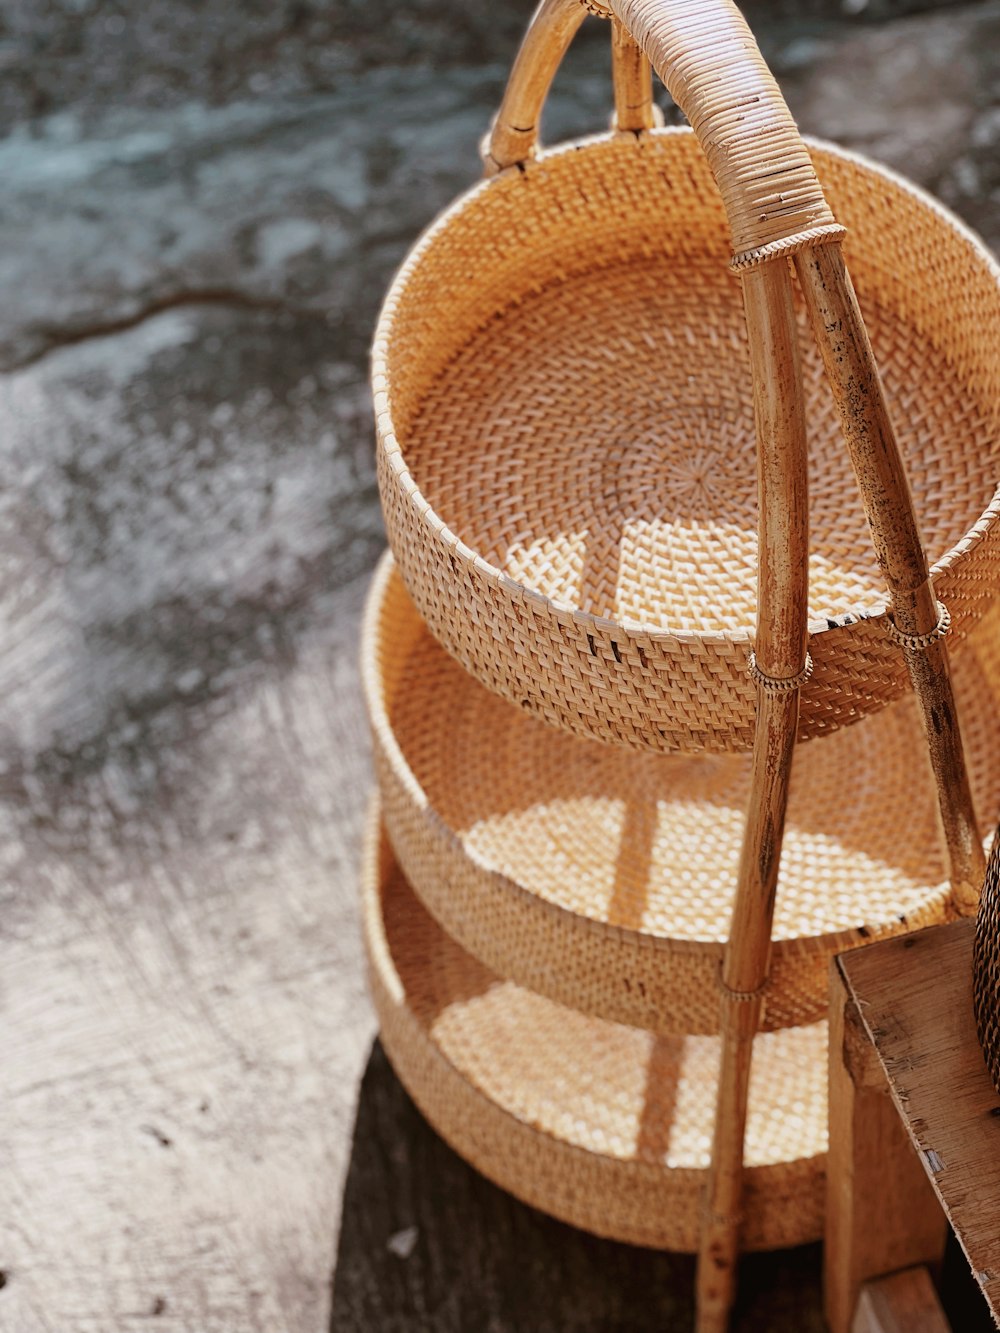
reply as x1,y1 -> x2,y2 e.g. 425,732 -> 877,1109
374,130 -> 1000,754
363,551 -> 1000,1035
363,805 -> 828,1252
974,831 -> 1000,1095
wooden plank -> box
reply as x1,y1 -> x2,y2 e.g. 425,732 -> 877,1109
853,1268 -> 951,1333
840,920 -> 1000,1325
825,957 -> 947,1333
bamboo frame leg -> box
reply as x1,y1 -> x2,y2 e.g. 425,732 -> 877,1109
825,957 -> 948,1333
794,243 -> 985,915
697,695 -> 799,1332
695,262 -> 810,1332
610,19 -> 661,132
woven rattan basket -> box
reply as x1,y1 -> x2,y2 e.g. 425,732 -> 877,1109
374,71 -> 1000,756
364,551 -> 1000,1035
367,3 -> 999,1325
363,804 -> 828,1252
974,833 -> 1000,1096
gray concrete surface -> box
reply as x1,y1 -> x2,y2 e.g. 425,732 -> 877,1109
2,2 -> 998,1330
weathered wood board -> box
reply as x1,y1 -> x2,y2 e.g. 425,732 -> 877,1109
825,952 -> 947,1333
853,1267 -> 950,1333
840,921 -> 1000,1327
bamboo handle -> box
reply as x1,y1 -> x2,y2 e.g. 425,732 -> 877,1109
610,0 -> 835,257
485,0 -> 658,173
795,243 -> 985,915
487,0 -> 837,261
610,19 -> 660,133
484,0 -> 589,175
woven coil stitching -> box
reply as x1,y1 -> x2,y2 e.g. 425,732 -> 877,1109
717,966 -> 768,1004
884,600 -> 951,651
730,224 -> 848,273
747,652 -> 814,694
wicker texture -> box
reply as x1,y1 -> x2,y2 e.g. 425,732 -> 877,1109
974,831 -> 1000,1096
611,0 -> 835,259
374,131 -> 1000,754
363,807 -> 827,1253
365,552 -> 1000,1035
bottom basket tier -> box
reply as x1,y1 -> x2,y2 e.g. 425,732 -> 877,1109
363,805 -> 827,1254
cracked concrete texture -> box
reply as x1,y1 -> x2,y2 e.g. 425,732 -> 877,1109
3,3 -> 999,1332
1,5 -> 997,373
1,306 -> 378,755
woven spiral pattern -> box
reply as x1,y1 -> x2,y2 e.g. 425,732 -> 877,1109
364,552 -> 1000,1035
374,130 -> 1000,754
364,808 -> 827,1252
974,830 -> 1000,1096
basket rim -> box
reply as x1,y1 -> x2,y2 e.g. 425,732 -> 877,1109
361,547 -> 963,960
371,126 -> 1000,647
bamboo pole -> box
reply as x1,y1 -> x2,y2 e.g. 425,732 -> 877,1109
695,260 -> 811,1332
610,19 -> 659,132
794,242 -> 984,915
483,0 -> 586,175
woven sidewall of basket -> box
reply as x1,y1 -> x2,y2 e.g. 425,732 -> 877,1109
362,802 -> 827,1253
374,130 -> 1000,753
364,549 -> 1000,1035
974,831 -> 1000,1095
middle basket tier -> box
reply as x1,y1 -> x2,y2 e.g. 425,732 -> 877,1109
364,551 -> 1000,1035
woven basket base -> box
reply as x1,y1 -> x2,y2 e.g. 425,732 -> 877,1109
363,805 -> 827,1253
365,552 -> 1000,1034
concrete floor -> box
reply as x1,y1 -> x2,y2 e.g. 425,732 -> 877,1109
2,2 -> 999,1329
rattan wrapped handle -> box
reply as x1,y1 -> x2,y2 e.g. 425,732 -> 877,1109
486,0 -> 837,261
613,0 -> 836,259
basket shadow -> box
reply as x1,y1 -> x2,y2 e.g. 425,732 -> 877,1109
328,1039 -> 826,1333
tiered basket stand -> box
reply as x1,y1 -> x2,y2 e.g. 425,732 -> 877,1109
363,1 -> 1000,1328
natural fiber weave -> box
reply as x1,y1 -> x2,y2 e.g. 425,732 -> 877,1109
973,829 -> 1000,1096
363,551 -> 1000,1035
374,130 -> 1000,754
363,806 -> 827,1252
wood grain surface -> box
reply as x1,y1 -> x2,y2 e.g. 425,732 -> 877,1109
840,921 -> 1000,1328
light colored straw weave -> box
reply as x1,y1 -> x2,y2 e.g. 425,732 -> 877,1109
374,130 -> 1000,753
363,805 -> 827,1252
363,551 -> 1000,1035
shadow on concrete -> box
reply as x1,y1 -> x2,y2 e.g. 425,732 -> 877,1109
329,1041 -> 826,1333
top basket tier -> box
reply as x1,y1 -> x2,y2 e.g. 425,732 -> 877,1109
373,0 -> 1000,754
